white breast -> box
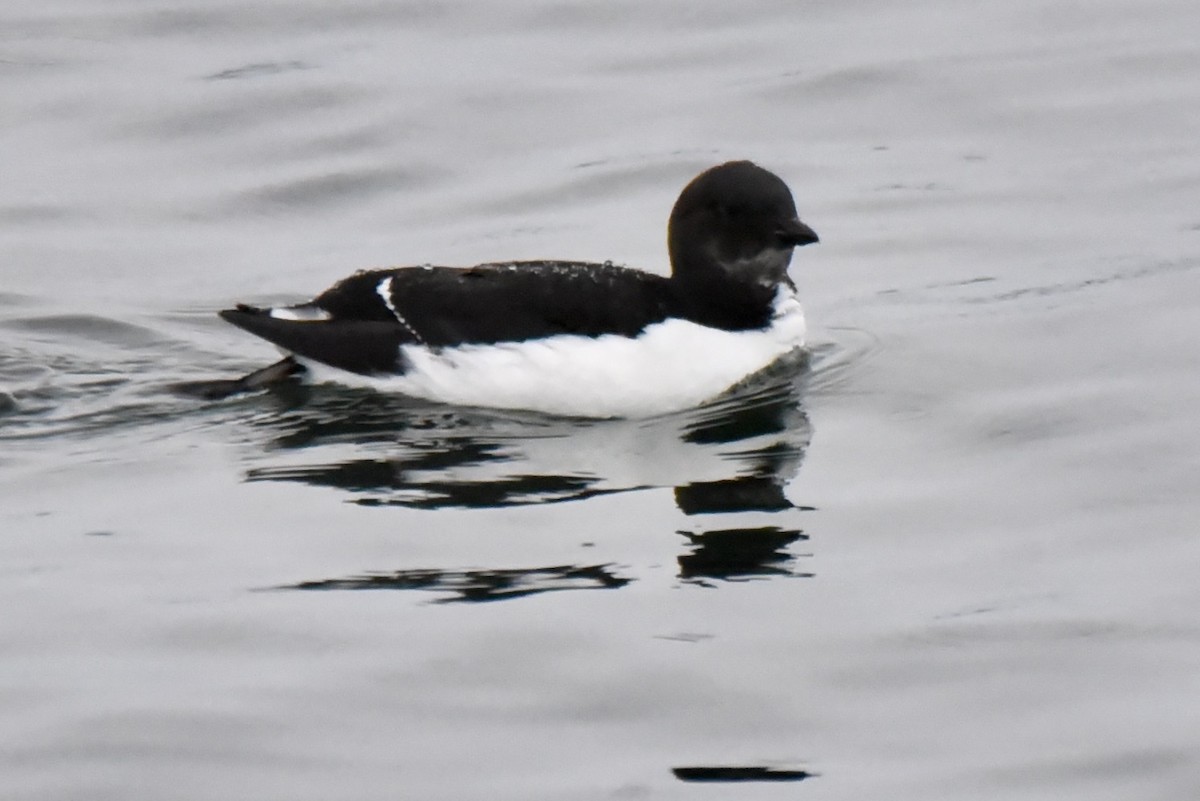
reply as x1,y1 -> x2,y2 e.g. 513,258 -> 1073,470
297,290 -> 806,418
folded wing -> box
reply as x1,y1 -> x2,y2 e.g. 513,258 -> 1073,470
220,261 -> 675,376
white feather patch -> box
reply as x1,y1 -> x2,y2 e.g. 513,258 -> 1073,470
295,289 -> 806,418
376,276 -> 425,343
269,306 -> 330,321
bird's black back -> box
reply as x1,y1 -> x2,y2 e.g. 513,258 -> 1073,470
317,260 -> 676,347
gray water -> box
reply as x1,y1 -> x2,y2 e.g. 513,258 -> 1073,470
3,1 -> 1199,799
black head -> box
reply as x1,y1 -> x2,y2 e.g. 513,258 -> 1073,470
667,161 -> 818,290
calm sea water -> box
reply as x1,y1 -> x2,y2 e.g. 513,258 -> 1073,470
3,1 -> 1199,799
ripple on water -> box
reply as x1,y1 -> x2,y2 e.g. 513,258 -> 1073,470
802,325 -> 884,397
0,306 -> 244,445
0,313 -> 172,348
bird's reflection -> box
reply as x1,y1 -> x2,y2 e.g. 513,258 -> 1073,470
275,563 -> 631,603
243,354 -> 815,600
677,526 -> 810,584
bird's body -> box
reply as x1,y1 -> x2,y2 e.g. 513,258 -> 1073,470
218,161 -> 819,417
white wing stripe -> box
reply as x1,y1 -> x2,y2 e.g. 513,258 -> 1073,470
376,276 -> 426,344
269,306 -> 331,321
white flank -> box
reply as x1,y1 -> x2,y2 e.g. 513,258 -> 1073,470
269,305 -> 330,321
296,289 -> 806,418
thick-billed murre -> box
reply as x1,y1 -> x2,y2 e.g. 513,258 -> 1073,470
216,160 -> 819,417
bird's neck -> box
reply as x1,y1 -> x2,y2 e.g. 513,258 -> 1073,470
669,270 -> 781,331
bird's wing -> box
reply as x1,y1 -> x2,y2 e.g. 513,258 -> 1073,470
220,261 -> 674,375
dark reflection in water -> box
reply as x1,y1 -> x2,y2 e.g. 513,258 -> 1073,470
242,357 -> 810,508
675,476 -> 800,514
672,765 -> 815,783
251,452 -> 629,509
677,526 -> 810,583
277,563 -> 631,603
239,355 -> 815,599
